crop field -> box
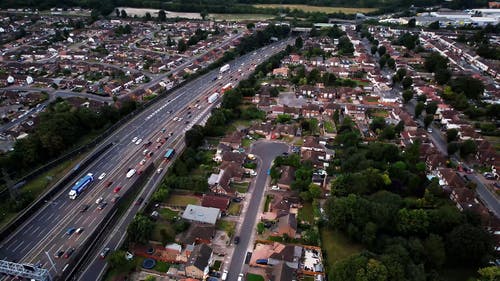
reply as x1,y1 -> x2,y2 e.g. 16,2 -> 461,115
253,4 -> 377,14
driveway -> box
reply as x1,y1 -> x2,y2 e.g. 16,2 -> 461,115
225,141 -> 288,281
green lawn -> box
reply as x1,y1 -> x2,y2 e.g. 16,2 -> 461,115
298,202 -> 314,223
217,220 -> 236,237
154,261 -> 171,272
320,228 -> 363,266
246,273 -> 265,281
323,121 -> 336,134
232,182 -> 249,194
151,222 -> 175,243
242,138 -> 252,148
228,203 -> 241,216
159,208 -> 178,221
165,194 -> 200,206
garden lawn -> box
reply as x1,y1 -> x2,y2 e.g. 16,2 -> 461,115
246,273 -> 265,281
298,202 -> 314,223
232,182 -> 249,193
154,261 -> 171,272
217,220 -> 236,237
228,203 -> 241,216
159,208 -> 178,221
323,121 -> 335,134
320,228 -> 363,266
165,194 -> 200,206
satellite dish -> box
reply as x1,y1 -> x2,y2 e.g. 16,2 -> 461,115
26,76 -> 33,84
67,37 -> 74,43
7,76 -> 14,83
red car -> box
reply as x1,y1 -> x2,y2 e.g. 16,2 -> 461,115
105,181 -> 113,187
113,186 -> 122,193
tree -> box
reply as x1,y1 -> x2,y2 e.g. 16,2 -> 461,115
378,45 -> 386,56
200,10 -> 208,20
435,68 -> 451,85
402,76 -> 413,90
370,117 -> 386,132
338,36 -> 354,55
387,57 -> 396,69
446,224 -> 493,265
451,76 -> 485,100
166,35 -> 174,46
115,9 -> 120,17
402,90 -> 414,104
107,250 -> 135,272
424,52 -> 449,73
257,222 -> 265,234
144,12 -> 152,21
120,9 -> 127,18
460,139 -> 477,158
447,142 -> 460,155
295,36 -> 303,49
477,266 -> 500,281
415,102 -> 425,117
145,276 -> 157,281
425,102 -> 438,115
127,214 -> 154,244
246,22 -> 255,30
177,39 -> 187,53
371,45 -> 378,55
408,18 -> 416,28
185,125 -> 204,148
446,129 -> 459,143
429,21 -> 440,29
309,184 -> 322,199
423,234 -> 446,268
158,10 -> 166,22
424,115 -> 434,128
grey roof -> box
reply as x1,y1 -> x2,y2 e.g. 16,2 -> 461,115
182,204 -> 220,225
187,244 -> 213,271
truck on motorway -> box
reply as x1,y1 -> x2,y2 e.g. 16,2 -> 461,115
164,148 -> 175,160
219,64 -> 230,73
69,173 -> 94,199
208,93 -> 219,104
221,83 -> 232,94
126,169 -> 136,178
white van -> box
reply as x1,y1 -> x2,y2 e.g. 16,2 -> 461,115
126,169 -> 136,178
221,270 -> 228,281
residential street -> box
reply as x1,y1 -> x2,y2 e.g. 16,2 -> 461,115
225,141 -> 288,281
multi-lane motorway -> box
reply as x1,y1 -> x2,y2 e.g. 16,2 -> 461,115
0,38 -> 293,280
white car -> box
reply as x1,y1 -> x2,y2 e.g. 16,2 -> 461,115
237,273 -> 244,281
95,197 -> 103,204
135,138 -> 142,145
98,173 -> 106,180
271,185 -> 280,191
173,116 -> 178,121
178,117 -> 183,122
221,270 -> 228,281
140,159 -> 146,165
131,137 -> 138,143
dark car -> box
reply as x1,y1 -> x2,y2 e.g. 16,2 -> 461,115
234,236 -> 240,244
66,227 -> 76,235
135,197 -> 144,205
54,250 -> 64,259
111,196 -> 120,203
80,204 -> 90,213
99,247 -> 111,259
232,197 -> 242,203
97,202 -> 108,210
64,247 -> 75,259
105,181 -> 113,188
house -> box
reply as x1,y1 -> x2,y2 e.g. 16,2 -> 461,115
277,166 -> 295,190
301,103 -> 321,118
182,205 -> 221,225
272,213 -> 298,238
220,131 -> 244,149
426,153 -> 447,171
449,187 -> 478,211
201,194 -> 230,213
271,262 -> 298,281
301,136 -> 325,152
476,140 -> 497,165
249,121 -> 274,139
272,124 -> 296,139
181,223 -> 216,246
273,67 -> 289,78
185,244 -> 213,279
436,168 -> 466,189
210,162 -> 246,195
301,150 -> 327,168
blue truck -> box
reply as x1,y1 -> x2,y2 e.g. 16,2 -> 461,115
69,173 -> 94,199
164,148 -> 175,160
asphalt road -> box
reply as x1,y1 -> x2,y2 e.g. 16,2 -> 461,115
226,141 -> 289,281
0,38 -> 293,280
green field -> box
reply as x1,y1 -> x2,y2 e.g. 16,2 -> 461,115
320,228 -> 363,266
165,194 -> 200,206
210,13 -> 275,21
298,201 -> 314,222
159,208 -> 178,221
246,274 -> 265,281
253,4 -> 377,14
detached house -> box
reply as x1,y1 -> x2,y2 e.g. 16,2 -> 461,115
277,166 -> 295,190
185,244 -> 213,280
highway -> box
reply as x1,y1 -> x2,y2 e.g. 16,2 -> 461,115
0,38 -> 293,280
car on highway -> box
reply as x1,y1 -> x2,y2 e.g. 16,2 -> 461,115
135,197 -> 144,205
161,128 -> 166,133
64,247 -> 75,259
97,202 -> 108,210
111,195 -> 120,203
96,197 -> 104,204
135,138 -> 143,145
100,247 -> 111,259
54,250 -> 64,259
157,168 -> 163,174
80,204 -> 90,213
143,149 -> 149,155
66,227 -> 76,235
132,137 -> 138,143
234,236 -> 240,244
173,116 -> 178,121
98,173 -> 106,180
105,181 -> 113,187
113,186 -> 122,193
75,227 -> 84,234
140,159 -> 146,165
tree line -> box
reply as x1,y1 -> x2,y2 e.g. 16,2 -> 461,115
324,117 -> 495,281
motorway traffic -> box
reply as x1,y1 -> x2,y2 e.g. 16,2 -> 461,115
0,38 -> 293,281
